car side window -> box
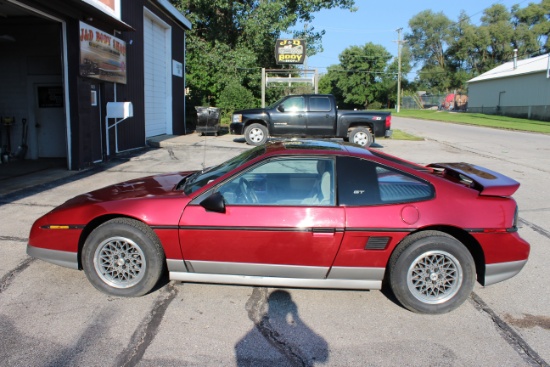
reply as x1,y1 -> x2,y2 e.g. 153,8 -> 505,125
218,158 -> 335,206
309,97 -> 332,112
281,97 -> 305,112
337,156 -> 434,206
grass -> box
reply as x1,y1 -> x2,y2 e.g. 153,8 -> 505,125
395,109 -> 550,134
391,129 -> 424,141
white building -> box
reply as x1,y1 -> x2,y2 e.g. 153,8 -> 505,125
467,53 -> 550,121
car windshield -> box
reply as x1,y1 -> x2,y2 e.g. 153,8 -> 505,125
179,145 -> 266,195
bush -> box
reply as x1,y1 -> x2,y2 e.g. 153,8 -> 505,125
217,82 -> 257,118
368,101 -> 383,110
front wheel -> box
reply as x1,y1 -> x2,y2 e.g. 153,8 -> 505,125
244,123 -> 268,145
348,127 -> 374,147
82,218 -> 165,297
388,231 -> 475,314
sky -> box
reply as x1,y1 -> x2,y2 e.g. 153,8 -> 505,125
296,0 -> 530,78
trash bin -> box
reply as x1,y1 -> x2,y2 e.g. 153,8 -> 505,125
195,107 -> 221,136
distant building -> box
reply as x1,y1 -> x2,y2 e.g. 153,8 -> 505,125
0,0 -> 191,169
467,53 -> 550,121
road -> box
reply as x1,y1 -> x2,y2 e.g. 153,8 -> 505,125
0,118 -> 549,366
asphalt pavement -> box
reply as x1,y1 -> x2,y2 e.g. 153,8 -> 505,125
0,121 -> 549,366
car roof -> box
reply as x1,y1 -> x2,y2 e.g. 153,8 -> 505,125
262,139 -> 430,172
265,139 -> 369,155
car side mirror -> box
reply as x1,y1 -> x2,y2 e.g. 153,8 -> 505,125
277,104 -> 284,112
200,192 -> 226,213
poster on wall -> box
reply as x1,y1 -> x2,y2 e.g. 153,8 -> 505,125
79,22 -> 127,84
81,0 -> 121,20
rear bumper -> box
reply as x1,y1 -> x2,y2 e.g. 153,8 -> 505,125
484,259 -> 528,286
385,129 -> 393,138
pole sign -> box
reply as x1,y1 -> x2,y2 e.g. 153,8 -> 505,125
275,39 -> 306,65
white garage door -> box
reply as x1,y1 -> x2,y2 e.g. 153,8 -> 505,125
144,10 -> 172,137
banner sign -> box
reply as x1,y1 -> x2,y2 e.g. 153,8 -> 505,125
81,0 -> 121,20
79,22 -> 127,84
275,39 -> 306,65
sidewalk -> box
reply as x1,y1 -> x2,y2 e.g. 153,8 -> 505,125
146,131 -> 246,149
0,132 -> 246,198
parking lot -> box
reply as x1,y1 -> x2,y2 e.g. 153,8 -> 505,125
1,116 -> 549,366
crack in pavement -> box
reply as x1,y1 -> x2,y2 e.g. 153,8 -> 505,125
0,235 -> 28,243
167,148 -> 179,160
245,287 -> 310,367
114,282 -> 178,367
470,292 -> 549,367
519,217 -> 550,240
0,257 -> 35,294
0,201 -> 54,208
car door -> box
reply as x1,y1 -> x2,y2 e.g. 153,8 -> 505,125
270,96 -> 307,135
306,95 -> 336,136
178,157 -> 345,279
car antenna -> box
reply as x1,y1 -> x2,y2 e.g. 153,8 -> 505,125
201,128 -> 207,172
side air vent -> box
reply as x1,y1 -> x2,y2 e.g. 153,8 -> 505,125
365,236 -> 390,250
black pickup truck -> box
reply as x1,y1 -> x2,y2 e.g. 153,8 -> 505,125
230,94 -> 392,146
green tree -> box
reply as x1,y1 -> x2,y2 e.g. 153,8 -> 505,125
319,43 -> 393,108
406,10 -> 452,69
480,4 -> 515,66
405,10 -> 453,92
337,44 -> 388,107
170,0 -> 356,107
512,0 -> 550,54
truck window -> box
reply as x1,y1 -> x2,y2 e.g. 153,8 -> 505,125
309,96 -> 331,112
281,96 -> 305,112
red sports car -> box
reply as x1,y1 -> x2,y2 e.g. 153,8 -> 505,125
27,140 -> 529,314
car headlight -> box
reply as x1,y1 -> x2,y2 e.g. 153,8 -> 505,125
232,114 -> 242,123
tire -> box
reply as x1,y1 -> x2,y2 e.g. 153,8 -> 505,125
82,218 -> 165,297
388,231 -> 475,314
349,127 -> 374,147
244,123 -> 268,146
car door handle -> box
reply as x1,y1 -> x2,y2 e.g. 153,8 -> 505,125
312,228 -> 335,236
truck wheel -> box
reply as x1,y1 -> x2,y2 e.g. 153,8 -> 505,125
244,124 -> 268,146
349,127 -> 374,147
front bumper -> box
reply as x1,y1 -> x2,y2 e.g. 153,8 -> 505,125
230,122 -> 244,135
27,244 -> 79,270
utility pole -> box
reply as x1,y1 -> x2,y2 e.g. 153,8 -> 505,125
396,28 -> 403,113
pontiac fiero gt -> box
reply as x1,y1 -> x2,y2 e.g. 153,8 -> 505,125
27,140 -> 529,314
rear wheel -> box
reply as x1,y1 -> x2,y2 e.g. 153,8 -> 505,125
82,218 -> 165,297
388,231 -> 475,314
244,123 -> 268,145
348,127 -> 374,147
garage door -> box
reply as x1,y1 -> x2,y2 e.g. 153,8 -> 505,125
144,10 -> 172,137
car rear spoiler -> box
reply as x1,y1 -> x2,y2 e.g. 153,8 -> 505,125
427,163 -> 520,197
